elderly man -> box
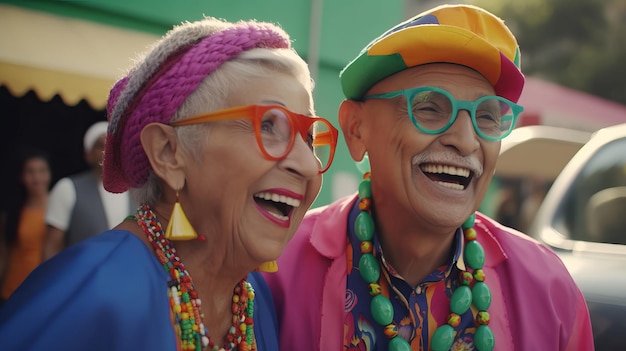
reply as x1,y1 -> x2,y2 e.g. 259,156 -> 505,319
43,121 -> 133,260
264,4 -> 594,351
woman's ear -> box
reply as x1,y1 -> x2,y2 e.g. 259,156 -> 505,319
140,123 -> 186,190
338,99 -> 367,162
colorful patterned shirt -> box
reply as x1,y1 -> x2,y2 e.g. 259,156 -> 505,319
344,201 -> 479,351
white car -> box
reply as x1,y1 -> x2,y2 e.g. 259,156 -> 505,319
497,124 -> 626,350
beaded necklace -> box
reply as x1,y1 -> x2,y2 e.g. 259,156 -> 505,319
135,204 -> 257,351
354,173 -> 494,351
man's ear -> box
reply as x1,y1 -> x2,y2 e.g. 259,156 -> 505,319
140,123 -> 186,190
338,99 -> 367,162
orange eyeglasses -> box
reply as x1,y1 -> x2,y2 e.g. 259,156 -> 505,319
170,104 -> 338,173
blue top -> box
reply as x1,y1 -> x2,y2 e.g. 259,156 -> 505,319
0,230 -> 279,351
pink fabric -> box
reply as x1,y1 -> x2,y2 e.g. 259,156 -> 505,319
264,194 -> 594,350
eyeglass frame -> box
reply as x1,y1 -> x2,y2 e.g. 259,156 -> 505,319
364,86 -> 524,141
170,104 -> 339,174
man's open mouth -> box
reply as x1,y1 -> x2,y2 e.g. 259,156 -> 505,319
420,163 -> 473,190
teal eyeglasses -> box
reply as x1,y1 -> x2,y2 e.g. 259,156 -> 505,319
364,86 -> 524,141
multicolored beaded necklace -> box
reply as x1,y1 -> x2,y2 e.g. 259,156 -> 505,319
354,173 -> 494,351
135,204 -> 257,351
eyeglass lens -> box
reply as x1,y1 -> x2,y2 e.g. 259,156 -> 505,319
259,108 -> 332,171
411,89 -> 514,138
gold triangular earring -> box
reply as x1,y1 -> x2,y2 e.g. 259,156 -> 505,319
257,260 -> 278,272
165,191 -> 198,240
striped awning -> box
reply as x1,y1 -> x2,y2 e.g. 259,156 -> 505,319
0,4 -> 159,109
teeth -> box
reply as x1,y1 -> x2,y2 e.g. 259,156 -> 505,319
435,181 -> 464,190
254,192 -> 302,208
267,211 -> 289,221
420,164 -> 470,177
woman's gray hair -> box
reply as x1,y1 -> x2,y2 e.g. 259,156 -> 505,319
131,46 -> 314,205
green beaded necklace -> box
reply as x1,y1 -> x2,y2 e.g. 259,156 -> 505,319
354,172 -> 495,351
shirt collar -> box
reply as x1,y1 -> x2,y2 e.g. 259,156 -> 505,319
348,200 -> 465,283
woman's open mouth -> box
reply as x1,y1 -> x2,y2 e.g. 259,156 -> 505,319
253,191 -> 301,223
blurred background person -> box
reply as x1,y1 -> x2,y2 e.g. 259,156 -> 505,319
493,181 -> 522,230
0,146 -> 52,307
519,178 -> 549,233
42,121 -> 133,260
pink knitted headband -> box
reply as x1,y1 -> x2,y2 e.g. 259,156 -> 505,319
103,19 -> 291,193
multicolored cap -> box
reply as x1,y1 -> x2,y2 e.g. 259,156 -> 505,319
340,4 -> 524,102
103,18 -> 291,193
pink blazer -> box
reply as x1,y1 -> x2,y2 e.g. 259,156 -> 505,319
264,194 -> 594,350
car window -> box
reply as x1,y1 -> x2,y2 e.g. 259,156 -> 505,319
559,137 -> 626,244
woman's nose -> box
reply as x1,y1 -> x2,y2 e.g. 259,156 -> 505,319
280,137 -> 321,178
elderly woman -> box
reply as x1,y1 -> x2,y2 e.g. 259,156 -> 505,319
0,17 -> 337,351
